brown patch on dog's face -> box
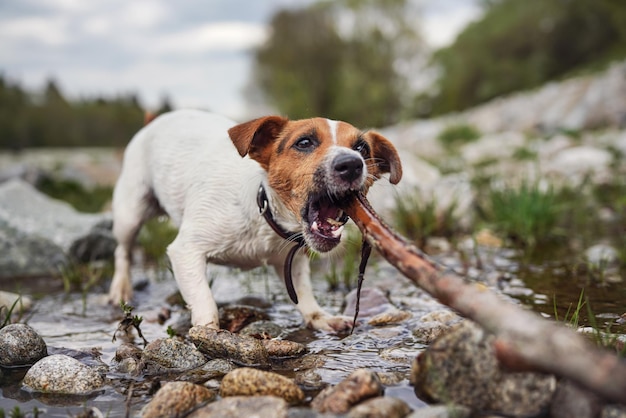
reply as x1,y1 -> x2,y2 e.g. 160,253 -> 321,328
228,116 -> 402,252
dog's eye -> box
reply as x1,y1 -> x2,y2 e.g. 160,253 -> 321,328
353,140 -> 370,158
294,136 -> 316,152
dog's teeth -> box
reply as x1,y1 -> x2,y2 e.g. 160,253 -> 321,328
326,217 -> 343,227
331,225 -> 344,238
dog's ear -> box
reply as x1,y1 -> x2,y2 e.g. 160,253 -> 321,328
228,116 -> 289,167
366,131 -> 403,184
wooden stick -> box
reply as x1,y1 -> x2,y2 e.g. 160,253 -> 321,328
344,193 -> 626,403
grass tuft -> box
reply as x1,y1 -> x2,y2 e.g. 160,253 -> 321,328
480,180 -> 563,248
437,123 -> 481,150
392,192 -> 460,249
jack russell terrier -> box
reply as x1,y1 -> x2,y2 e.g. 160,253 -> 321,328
108,109 -> 402,332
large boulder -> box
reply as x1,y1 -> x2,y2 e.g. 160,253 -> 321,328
0,178 -> 115,279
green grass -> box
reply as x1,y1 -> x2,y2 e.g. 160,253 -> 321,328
36,176 -> 112,213
479,180 -> 564,248
138,217 -> 179,264
437,123 -> 481,150
0,297 -> 23,329
392,192 -> 460,249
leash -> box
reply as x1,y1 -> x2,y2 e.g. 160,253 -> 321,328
257,185 -> 372,332
257,185 -> 305,304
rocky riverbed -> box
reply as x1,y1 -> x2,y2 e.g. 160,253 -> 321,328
1,60 -> 626,417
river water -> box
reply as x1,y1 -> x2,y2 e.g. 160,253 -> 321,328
0,241 -> 624,416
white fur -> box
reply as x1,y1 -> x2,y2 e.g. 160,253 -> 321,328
109,109 -> 351,331
326,118 -> 339,144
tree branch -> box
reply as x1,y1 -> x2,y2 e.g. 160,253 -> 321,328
344,193 -> 626,404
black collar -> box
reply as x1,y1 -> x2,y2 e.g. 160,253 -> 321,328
256,184 -> 304,246
257,184 -> 305,304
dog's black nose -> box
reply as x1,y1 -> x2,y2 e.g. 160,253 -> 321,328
333,154 -> 363,182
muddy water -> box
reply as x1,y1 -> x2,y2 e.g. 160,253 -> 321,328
1,245 -> 624,416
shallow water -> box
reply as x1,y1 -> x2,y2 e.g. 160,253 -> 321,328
0,245 -> 624,416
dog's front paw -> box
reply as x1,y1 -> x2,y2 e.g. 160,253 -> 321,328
107,283 -> 133,306
306,312 -> 354,333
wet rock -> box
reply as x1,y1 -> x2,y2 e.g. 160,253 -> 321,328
550,379 -> 603,418
180,358 -> 236,383
0,179 -> 115,279
189,326 -> 270,367
311,369 -> 384,414
23,354 -> 104,394
343,287 -> 395,318
141,338 -> 207,370
114,342 -> 142,362
348,396 -> 411,418
219,304 -> 270,333
219,367 -> 304,405
410,321 -> 556,417
585,244 -> 620,267
0,323 -> 47,367
406,405 -> 471,418
187,395 -> 288,418
412,310 -> 461,344
367,309 -> 412,326
141,381 -> 216,418
239,320 -> 284,339
262,339 -> 307,358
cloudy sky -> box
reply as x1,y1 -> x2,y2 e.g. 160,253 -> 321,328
0,0 -> 480,120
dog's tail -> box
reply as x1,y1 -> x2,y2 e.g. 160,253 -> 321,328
143,110 -> 158,126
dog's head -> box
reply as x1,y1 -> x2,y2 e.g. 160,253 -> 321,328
229,116 -> 402,253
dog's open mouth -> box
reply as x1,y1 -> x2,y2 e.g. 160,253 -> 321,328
304,193 -> 351,252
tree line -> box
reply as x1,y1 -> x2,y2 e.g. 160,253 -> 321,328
0,77 -> 171,150
1,0 -> 625,149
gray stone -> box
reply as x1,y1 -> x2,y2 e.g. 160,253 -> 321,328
544,145 -> 612,185
0,179 -> 115,279
220,367 -> 304,405
585,244 -> 620,267
410,321 -> 556,416
550,379 -> 603,418
23,354 -> 104,394
141,338 -> 207,370
141,381 -> 216,418
239,320 -> 284,339
460,131 -> 526,165
0,323 -> 47,367
188,395 -> 288,418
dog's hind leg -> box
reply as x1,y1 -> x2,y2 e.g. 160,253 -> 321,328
108,176 -> 155,305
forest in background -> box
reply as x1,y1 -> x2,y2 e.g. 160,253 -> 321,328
1,0 -> 625,149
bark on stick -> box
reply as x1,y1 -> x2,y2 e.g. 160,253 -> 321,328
344,193 -> 626,403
